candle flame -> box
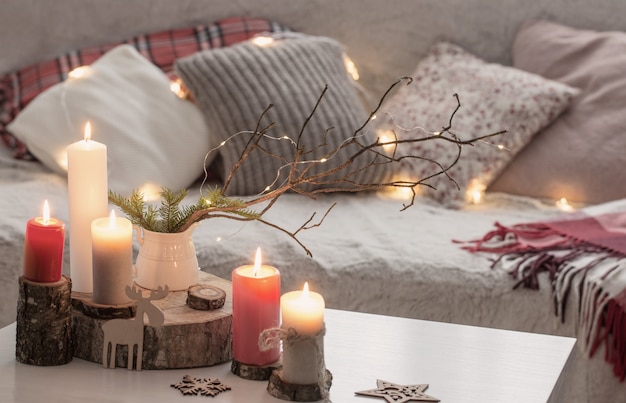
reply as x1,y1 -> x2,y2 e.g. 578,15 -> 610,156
84,122 -> 92,142
253,247 -> 262,276
108,209 -> 116,229
42,199 -> 50,225
302,281 -> 310,296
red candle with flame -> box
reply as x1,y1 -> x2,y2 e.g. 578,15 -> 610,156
232,247 -> 281,365
23,200 -> 66,282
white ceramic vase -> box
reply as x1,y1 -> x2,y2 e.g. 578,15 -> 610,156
133,223 -> 199,291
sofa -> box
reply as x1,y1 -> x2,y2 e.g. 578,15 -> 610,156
2,1 -> 626,402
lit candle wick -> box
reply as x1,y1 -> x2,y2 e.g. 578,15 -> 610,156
302,281 -> 310,297
108,209 -> 116,229
253,247 -> 262,277
42,199 -> 50,225
84,122 -> 92,142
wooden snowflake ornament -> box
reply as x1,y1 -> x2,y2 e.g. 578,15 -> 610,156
355,379 -> 440,402
171,375 -> 231,397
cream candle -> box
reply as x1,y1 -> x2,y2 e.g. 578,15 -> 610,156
91,210 -> 133,305
67,122 -> 108,293
281,282 -> 325,335
23,200 -> 66,283
232,247 -> 281,366
280,282 -> 326,385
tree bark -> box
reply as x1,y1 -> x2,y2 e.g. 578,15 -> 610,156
16,276 -> 73,366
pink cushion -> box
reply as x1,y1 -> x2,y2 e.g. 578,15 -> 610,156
489,20 -> 626,205
0,17 -> 290,159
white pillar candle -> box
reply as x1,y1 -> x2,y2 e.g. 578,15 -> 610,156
280,282 -> 326,385
67,122 -> 108,293
91,210 -> 133,305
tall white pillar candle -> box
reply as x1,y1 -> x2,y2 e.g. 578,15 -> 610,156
67,122 -> 108,293
91,210 -> 133,305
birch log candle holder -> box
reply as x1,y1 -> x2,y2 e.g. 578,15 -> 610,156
16,275 -> 73,366
262,283 -> 332,401
262,327 -> 332,401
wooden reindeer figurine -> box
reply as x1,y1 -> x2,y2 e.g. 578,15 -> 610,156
102,285 -> 169,370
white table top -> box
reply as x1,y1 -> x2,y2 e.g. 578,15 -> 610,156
0,309 -> 574,403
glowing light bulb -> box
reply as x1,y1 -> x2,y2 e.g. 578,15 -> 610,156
68,66 -> 90,79
466,179 -> 486,204
343,54 -> 359,81
252,36 -> 274,47
170,79 -> 188,99
378,129 -> 396,153
556,197 -> 573,211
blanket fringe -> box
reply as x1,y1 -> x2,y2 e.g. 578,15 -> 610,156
459,219 -> 626,382
590,288 -> 626,381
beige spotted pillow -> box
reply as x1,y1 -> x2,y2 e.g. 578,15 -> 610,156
373,41 -> 578,208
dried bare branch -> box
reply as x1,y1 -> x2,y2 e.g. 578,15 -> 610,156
114,78 -> 506,256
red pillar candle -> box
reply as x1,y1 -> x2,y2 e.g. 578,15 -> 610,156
232,247 -> 281,365
23,200 -> 66,282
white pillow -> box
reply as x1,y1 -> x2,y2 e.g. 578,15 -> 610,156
8,44 -> 211,196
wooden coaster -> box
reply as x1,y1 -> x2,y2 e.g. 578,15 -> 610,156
231,358 -> 282,381
267,368 -> 332,401
187,284 -> 226,310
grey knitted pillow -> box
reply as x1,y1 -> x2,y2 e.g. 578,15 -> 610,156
175,35 -> 391,195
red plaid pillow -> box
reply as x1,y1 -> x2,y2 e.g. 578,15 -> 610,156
0,16 -> 290,159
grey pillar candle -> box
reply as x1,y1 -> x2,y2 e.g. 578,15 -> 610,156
91,213 -> 133,305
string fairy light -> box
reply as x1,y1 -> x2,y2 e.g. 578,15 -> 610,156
251,35 -> 275,47
68,65 -> 90,79
556,197 -> 574,212
343,53 -> 360,81
377,129 -> 397,154
465,178 -> 486,204
197,114 -> 376,199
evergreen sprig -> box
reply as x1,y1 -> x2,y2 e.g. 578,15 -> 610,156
108,186 -> 261,233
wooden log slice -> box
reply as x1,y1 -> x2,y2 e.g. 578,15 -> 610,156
72,292 -> 136,319
231,357 -> 282,380
267,368 -> 333,401
16,275 -> 73,366
72,272 -> 233,369
187,284 -> 226,310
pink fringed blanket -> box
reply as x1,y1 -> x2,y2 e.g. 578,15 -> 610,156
458,201 -> 626,381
